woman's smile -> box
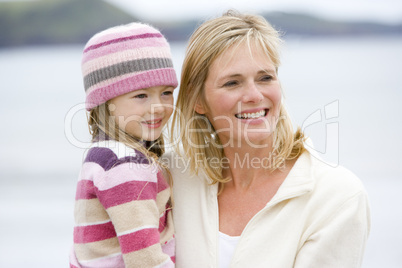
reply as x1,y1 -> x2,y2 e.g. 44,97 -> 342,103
235,109 -> 266,119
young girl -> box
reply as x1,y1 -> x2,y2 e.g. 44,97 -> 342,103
70,22 -> 177,268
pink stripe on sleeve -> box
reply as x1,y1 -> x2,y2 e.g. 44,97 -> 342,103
94,162 -> 158,191
162,238 -> 175,257
75,179 -> 96,200
80,253 -> 124,268
69,246 -> 81,268
119,228 -> 160,254
97,180 -> 157,209
79,161 -> 105,182
74,221 -> 116,244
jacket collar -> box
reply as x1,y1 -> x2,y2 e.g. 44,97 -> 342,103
267,150 -> 316,207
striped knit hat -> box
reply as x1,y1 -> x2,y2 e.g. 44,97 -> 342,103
82,22 -> 178,111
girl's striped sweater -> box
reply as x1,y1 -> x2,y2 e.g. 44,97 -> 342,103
69,140 -> 175,268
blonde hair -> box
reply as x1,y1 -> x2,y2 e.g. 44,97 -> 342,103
171,10 -> 305,185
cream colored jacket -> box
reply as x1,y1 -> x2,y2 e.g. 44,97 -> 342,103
163,149 -> 370,268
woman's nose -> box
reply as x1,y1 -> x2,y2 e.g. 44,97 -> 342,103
242,82 -> 263,103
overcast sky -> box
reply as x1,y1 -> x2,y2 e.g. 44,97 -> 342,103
1,0 -> 401,23
104,0 -> 402,24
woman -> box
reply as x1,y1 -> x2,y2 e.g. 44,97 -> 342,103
166,11 -> 370,268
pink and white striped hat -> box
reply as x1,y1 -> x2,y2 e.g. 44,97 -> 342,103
82,22 -> 178,111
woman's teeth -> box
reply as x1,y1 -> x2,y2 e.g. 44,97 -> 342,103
235,110 -> 266,119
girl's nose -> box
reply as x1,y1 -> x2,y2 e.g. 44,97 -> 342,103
150,98 -> 165,114
242,82 -> 263,103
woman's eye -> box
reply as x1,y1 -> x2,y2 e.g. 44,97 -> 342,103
134,94 -> 147,99
261,75 -> 272,81
223,80 -> 238,87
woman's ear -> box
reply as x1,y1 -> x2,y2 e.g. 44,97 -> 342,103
194,98 -> 206,114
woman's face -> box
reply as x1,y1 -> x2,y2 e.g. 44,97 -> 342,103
196,42 -> 282,148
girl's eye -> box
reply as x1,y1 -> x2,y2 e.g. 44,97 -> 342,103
223,80 -> 238,87
162,91 -> 173,96
134,94 -> 147,99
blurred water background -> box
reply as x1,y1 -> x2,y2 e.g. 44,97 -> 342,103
0,7 -> 401,266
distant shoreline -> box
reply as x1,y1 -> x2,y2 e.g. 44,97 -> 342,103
0,0 -> 401,48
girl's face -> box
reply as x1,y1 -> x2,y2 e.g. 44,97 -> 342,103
109,86 -> 174,141
196,42 -> 282,148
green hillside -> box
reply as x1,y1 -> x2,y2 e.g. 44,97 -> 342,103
0,0 -> 401,48
0,0 -> 137,47
262,12 -> 402,36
